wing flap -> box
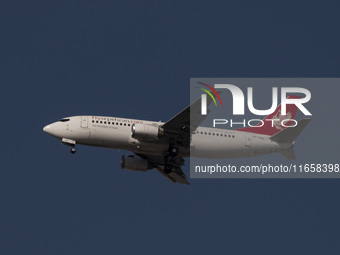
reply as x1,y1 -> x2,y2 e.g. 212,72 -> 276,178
136,153 -> 189,184
155,165 -> 190,184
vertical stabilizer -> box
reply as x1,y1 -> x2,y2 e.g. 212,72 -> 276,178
237,95 -> 301,136
270,119 -> 311,143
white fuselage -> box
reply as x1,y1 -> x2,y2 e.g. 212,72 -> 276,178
43,116 -> 292,158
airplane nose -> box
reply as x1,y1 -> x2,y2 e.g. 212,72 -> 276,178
43,122 -> 65,138
43,125 -> 50,133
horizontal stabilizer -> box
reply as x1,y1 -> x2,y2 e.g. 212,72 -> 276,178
279,148 -> 296,160
271,119 -> 311,143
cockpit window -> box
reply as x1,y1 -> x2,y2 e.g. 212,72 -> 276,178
59,118 -> 70,122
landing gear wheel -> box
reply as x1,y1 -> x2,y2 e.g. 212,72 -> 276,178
164,164 -> 172,174
169,146 -> 178,157
70,147 -> 76,154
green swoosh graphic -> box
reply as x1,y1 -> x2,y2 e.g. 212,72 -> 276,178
198,87 -> 217,106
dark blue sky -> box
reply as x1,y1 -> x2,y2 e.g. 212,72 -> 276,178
1,1 -> 340,254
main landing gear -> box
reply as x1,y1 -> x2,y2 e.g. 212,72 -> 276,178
168,145 -> 178,157
163,145 -> 179,174
164,163 -> 172,174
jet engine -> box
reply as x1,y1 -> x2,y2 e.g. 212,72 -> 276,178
121,155 -> 153,172
131,123 -> 164,141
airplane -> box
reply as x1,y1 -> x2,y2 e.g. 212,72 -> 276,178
43,95 -> 311,184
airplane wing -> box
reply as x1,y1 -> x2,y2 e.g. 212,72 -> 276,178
155,165 -> 189,184
137,154 -> 189,184
132,92 -> 218,184
161,92 -> 217,147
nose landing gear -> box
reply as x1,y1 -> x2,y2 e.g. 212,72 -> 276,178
70,146 -> 76,154
61,138 -> 77,154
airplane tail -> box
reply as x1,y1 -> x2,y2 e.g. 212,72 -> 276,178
273,118 -> 311,160
236,95 -> 301,136
270,118 -> 311,143
279,148 -> 296,160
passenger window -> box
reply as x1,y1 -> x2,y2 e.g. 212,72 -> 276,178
100,121 -> 102,124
